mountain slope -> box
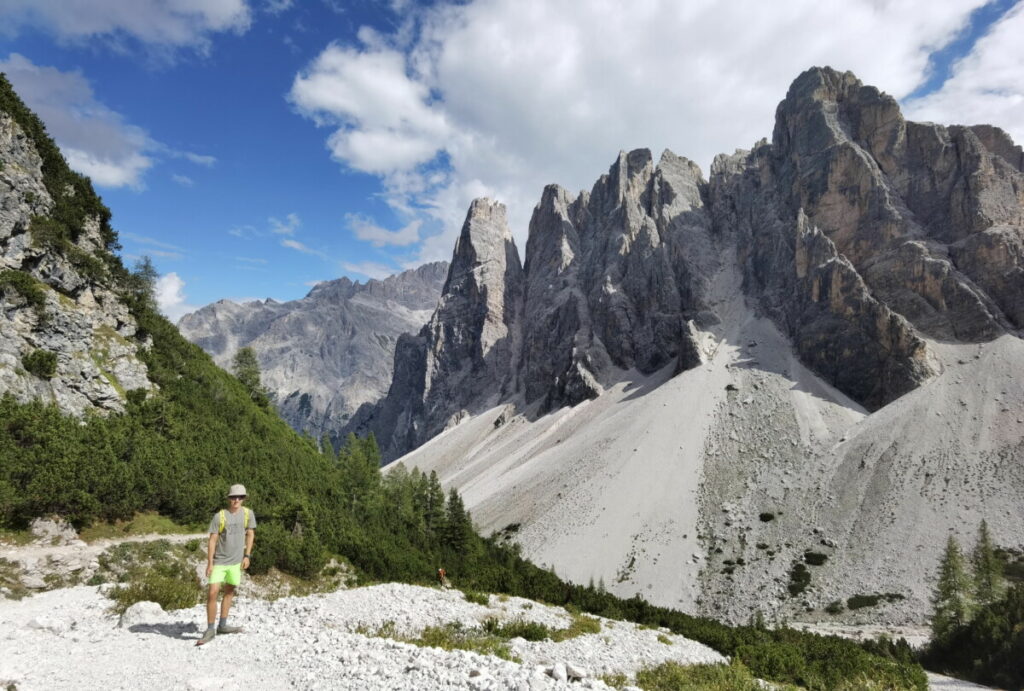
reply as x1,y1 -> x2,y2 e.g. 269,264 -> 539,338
382,67 -> 1024,624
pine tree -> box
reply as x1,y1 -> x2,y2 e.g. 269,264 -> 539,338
972,519 -> 1005,606
444,487 -> 471,555
932,535 -> 975,643
424,471 -> 446,541
231,346 -> 269,408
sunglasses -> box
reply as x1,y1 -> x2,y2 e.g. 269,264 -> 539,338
228,495 -> 246,500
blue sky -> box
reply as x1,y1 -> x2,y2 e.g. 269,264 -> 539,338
1,0 -> 1022,320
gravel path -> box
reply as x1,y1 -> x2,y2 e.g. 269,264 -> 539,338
0,583 -> 724,690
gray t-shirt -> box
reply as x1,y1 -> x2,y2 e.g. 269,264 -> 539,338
208,508 -> 257,566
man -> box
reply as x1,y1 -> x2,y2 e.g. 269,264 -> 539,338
196,484 -> 256,646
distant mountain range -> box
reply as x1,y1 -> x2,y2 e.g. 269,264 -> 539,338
178,262 -> 448,442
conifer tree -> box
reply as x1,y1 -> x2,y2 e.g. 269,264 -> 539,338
932,535 -> 975,643
231,346 -> 269,408
972,519 -> 1005,606
424,471 -> 446,542
444,487 -> 471,555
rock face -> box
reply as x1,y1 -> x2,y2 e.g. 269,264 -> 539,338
0,109 -> 153,416
178,262 -> 447,441
368,154 -> 718,460
365,200 -> 524,456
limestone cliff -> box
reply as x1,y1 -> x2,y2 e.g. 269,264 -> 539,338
0,83 -> 154,416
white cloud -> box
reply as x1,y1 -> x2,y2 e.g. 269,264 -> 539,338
346,213 -> 421,247
269,213 -> 301,235
264,0 -> 294,15
289,43 -> 450,173
293,0 -> 990,265
341,261 -> 395,280
171,173 -> 194,186
904,3 -> 1024,145
122,233 -> 184,251
0,0 -> 251,54
155,272 -> 197,322
281,238 -> 329,259
0,53 -> 212,189
236,256 -> 268,264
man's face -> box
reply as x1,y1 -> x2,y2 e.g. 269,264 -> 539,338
228,494 -> 245,508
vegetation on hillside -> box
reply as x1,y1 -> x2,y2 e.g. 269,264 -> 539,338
923,523 -> 1021,688
0,72 -> 927,690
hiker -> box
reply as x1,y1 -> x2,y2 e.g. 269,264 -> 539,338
197,484 -> 256,646
437,567 -> 451,589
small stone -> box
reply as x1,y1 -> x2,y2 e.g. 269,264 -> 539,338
565,662 -> 588,679
119,600 -> 167,629
550,663 -> 568,682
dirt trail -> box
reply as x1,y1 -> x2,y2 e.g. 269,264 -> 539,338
0,532 -> 207,569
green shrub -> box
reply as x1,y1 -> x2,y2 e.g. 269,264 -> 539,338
759,512 -> 775,522
109,571 -> 200,614
847,594 -> 881,610
551,612 -> 602,641
788,562 -> 811,596
0,270 -> 47,322
21,350 -> 57,378
803,551 -> 828,566
482,617 -> 550,641
825,600 -> 844,615
408,622 -> 515,661
462,589 -> 489,605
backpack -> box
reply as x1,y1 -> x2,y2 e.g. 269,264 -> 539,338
218,507 -> 250,533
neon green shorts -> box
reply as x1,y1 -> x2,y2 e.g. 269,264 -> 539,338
209,563 -> 242,586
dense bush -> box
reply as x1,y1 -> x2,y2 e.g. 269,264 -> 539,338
21,349 -> 56,378
0,270 -> 48,322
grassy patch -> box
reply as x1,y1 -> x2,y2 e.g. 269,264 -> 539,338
635,660 -> 781,691
0,557 -> 30,599
405,621 -> 517,661
601,672 -> 629,687
461,588 -> 489,605
657,633 -> 673,645
551,611 -> 602,641
482,616 -> 551,641
0,528 -> 34,546
79,513 -> 200,542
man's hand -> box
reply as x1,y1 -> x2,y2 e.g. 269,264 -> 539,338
206,563 -> 213,578
242,556 -> 250,570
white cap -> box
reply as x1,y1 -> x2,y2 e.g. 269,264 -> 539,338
227,484 -> 247,497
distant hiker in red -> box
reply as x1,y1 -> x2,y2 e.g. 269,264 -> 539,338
437,567 -> 451,589
197,484 -> 256,646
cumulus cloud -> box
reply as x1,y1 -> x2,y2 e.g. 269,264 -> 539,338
0,0 -> 251,54
293,0 -> 992,266
155,272 -> 197,322
346,213 -> 421,247
904,3 -> 1024,144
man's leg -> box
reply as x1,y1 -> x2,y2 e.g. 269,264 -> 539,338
197,582 -> 221,645
220,584 -> 235,621
207,583 -> 221,626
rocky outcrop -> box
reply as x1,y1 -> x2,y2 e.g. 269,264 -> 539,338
178,262 -> 447,441
0,111 -> 153,416
367,200 -> 524,457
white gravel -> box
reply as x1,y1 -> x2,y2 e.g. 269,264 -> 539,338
0,583 -> 725,690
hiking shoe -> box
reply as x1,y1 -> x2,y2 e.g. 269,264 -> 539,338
196,628 -> 216,646
217,624 -> 243,634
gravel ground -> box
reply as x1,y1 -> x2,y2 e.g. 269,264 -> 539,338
0,583 -> 724,690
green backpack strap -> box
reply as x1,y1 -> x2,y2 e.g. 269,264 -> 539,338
219,507 -> 250,533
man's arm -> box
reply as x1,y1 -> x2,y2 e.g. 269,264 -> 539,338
242,529 -> 254,570
206,533 -> 218,578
